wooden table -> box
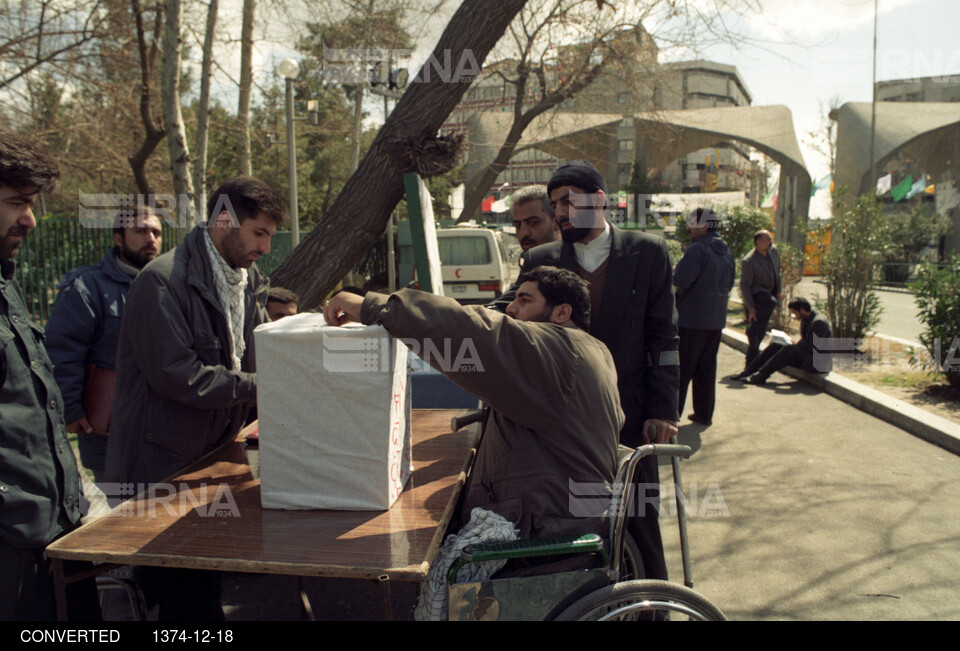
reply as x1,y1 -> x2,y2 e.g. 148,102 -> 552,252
47,409 -> 479,620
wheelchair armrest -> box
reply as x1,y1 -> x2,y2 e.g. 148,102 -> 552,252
446,534 -> 606,585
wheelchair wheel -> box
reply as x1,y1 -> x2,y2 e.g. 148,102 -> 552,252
552,580 -> 726,621
619,532 -> 643,582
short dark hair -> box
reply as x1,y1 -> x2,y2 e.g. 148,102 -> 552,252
267,286 -> 299,305
516,266 -> 591,331
207,176 -> 287,227
0,130 -> 60,193
113,206 -> 160,238
788,297 -> 812,312
754,229 -> 772,244
691,208 -> 720,232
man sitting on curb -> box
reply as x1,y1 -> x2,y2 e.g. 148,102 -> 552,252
732,297 -> 832,385
323,266 -> 622,542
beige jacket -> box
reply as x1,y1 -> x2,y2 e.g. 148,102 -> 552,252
362,290 -> 623,539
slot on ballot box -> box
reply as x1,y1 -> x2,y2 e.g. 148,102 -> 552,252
255,313 -> 412,510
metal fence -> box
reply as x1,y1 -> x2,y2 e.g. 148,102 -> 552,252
16,219 -> 296,324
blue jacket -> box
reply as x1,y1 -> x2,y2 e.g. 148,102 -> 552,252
673,231 -> 736,330
44,248 -> 133,424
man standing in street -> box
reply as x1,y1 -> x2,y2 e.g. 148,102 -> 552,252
740,229 -> 781,370
45,207 -> 163,483
511,185 -> 559,251
0,131 -> 98,620
674,208 -> 735,426
105,176 -> 285,620
496,159 -> 679,582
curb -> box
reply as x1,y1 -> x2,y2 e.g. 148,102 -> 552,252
722,328 -> 960,456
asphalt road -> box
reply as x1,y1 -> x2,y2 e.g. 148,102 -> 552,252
792,277 -> 923,343
667,344 -> 960,620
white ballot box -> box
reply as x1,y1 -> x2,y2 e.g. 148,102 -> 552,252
255,313 -> 412,510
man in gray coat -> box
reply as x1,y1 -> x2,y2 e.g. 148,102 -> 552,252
739,229 -> 781,370
673,208 -> 735,425
104,176 -> 285,620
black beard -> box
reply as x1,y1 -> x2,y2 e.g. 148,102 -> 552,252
561,226 -> 593,244
120,242 -> 155,269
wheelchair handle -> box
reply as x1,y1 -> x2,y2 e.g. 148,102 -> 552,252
450,409 -> 484,432
637,443 -> 693,459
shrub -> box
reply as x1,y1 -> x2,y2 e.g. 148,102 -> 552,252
912,257 -> 960,388
815,194 -> 886,340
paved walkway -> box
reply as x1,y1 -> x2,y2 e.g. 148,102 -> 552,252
666,343 -> 960,620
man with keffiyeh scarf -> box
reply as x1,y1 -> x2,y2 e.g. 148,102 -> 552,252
105,176 -> 285,621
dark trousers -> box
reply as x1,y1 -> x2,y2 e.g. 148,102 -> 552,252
745,309 -> 774,368
743,343 -> 808,380
0,539 -> 100,621
678,327 -> 722,421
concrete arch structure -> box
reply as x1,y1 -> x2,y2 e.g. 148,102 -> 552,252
833,101 -> 960,196
833,101 -> 960,255
470,105 -> 811,246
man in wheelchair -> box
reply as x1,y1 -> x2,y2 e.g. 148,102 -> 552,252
323,266 -> 623,544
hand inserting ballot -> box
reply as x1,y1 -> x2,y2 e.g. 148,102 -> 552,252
322,291 -> 364,326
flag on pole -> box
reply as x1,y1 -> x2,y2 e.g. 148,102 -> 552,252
891,175 -> 913,202
905,177 -> 927,201
490,194 -> 512,213
811,174 -> 833,197
481,196 -> 495,212
876,173 -> 892,196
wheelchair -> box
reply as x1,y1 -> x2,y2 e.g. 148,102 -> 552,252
443,435 -> 726,621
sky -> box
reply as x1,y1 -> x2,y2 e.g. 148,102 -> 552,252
683,0 -> 960,181
221,0 -> 959,189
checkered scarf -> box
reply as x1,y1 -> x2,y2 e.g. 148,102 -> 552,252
203,227 -> 248,369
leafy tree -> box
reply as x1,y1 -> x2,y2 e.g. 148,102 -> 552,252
912,257 -> 960,388
816,194 -> 887,340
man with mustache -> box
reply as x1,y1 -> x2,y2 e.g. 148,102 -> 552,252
105,176 -> 285,620
495,159 -> 679,584
511,185 -> 559,251
44,207 -> 163,484
0,130 -> 98,620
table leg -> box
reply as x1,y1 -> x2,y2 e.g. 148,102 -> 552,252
51,557 -> 69,621
375,575 -> 392,620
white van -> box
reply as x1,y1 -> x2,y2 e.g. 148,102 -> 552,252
435,226 -> 515,304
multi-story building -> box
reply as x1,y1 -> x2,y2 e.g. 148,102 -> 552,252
444,26 -> 756,219
876,75 -> 960,103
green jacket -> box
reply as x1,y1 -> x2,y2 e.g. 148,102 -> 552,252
0,258 -> 81,548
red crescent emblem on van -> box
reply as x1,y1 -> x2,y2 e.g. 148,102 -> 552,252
455,268 -> 462,279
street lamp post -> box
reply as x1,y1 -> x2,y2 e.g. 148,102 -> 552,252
278,58 -> 300,249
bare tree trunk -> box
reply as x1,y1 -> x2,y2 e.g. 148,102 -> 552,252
193,0 -> 219,214
236,0 -> 255,176
270,0 -> 529,309
457,63 -> 602,222
161,0 -> 194,205
128,0 -> 164,197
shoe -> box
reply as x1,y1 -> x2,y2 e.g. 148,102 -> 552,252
744,374 -> 767,385
725,373 -> 747,382
688,414 -> 712,426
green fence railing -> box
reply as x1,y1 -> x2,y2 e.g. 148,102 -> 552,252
16,219 -> 297,324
